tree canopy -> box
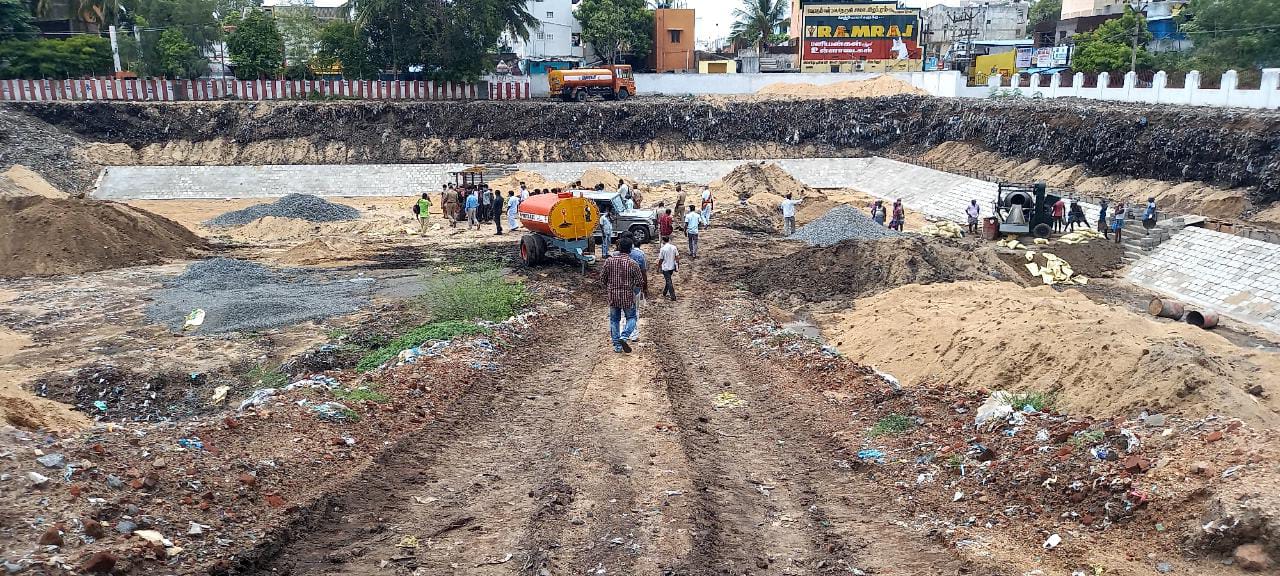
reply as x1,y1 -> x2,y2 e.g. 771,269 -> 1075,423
1179,0 -> 1280,72
225,9 -> 284,78
576,0 -> 652,64
0,0 -> 37,40
1071,6 -> 1152,73
315,19 -> 378,79
729,0 -> 788,49
1028,0 -> 1061,27
357,0 -> 537,80
0,36 -> 114,78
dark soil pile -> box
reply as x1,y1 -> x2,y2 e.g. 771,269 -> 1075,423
743,236 -> 1018,302
0,107 -> 97,195
32,364 -> 233,423
0,196 -> 206,277
999,239 -> 1126,283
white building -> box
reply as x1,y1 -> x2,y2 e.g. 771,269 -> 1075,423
501,0 -> 585,74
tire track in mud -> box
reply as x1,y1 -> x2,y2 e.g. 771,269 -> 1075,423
647,267 -> 968,575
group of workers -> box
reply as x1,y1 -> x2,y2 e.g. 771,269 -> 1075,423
416,181 -> 585,235
957,195 -> 1157,243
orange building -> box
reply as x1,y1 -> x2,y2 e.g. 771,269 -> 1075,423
652,9 -> 696,72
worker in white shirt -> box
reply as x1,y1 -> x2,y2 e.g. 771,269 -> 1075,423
780,193 -> 801,235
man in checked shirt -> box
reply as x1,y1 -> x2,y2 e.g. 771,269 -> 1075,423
600,235 -> 645,353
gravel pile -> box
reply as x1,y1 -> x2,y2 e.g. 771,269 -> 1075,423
147,257 -> 371,333
204,194 -> 360,228
790,205 -> 901,246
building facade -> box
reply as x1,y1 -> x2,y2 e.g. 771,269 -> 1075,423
652,8 -> 696,72
923,2 -> 1029,61
500,0 -> 584,74
798,1 -> 923,73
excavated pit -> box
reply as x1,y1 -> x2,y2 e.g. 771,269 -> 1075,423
14,97 -> 1280,203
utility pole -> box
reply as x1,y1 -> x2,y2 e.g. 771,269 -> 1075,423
1129,0 -> 1147,73
948,5 -> 979,75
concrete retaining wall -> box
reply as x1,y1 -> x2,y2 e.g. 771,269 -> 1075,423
1128,227 -> 1280,335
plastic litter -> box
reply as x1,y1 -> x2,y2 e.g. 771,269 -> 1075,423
182,308 -> 206,331
238,388 -> 277,411
713,391 -> 745,408
1121,428 -> 1141,452
856,449 -> 885,463
1043,533 -> 1062,549
93,400 -> 108,412
974,391 -> 1013,427
309,401 -> 354,422
210,385 -> 230,404
1035,429 -> 1050,442
177,438 -> 205,451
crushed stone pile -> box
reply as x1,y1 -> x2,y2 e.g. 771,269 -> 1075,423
0,196 -> 206,277
755,76 -> 927,99
789,205 -> 900,246
146,258 -> 371,333
744,236 -> 1016,302
205,193 -> 360,228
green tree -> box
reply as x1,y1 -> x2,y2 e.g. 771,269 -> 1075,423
155,28 -> 205,76
315,19 -> 378,79
0,0 -> 37,39
729,0 -> 789,49
75,0 -> 122,31
274,7 -> 320,78
358,0 -> 540,79
0,36 -> 114,78
1070,6 -> 1153,73
225,9 -> 283,78
1028,0 -> 1062,26
1180,0 -> 1280,72
576,0 -> 652,63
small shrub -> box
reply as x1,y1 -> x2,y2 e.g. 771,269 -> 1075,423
334,386 -> 388,403
869,413 -> 916,437
246,364 -> 287,388
1069,429 -> 1105,448
421,268 -> 528,323
1007,391 -> 1056,412
355,321 -> 487,372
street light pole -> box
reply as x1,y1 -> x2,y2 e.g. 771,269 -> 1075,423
1129,0 -> 1147,73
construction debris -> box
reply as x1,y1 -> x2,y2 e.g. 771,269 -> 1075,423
790,205 -> 900,246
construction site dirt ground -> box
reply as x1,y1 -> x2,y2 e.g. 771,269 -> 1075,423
3,154 -> 1280,576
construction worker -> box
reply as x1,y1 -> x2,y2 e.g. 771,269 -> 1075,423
600,235 -> 643,353
1052,197 -> 1067,233
889,199 -> 905,231
506,190 -> 520,231
700,186 -> 715,228
1098,199 -> 1110,239
1112,201 -> 1127,243
780,193 -> 800,235
966,200 -> 981,235
659,235 -> 679,300
684,205 -> 705,258
465,190 -> 480,230
442,184 -> 459,228
1067,199 -> 1089,231
598,210 -> 614,259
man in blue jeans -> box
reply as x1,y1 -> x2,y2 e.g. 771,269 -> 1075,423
600,236 -> 644,353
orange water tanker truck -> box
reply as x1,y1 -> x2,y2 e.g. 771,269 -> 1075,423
548,65 -> 635,102
516,191 -> 602,268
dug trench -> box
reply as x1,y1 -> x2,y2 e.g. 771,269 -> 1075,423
247,262 -> 968,576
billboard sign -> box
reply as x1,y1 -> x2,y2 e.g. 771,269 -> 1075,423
801,3 -> 922,72
1015,47 -> 1033,68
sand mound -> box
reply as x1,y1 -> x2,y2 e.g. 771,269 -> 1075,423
709,162 -> 815,200
212,215 -> 414,244
578,168 -> 635,191
818,281 -> 1280,425
489,170 -> 567,193
755,76 -> 927,99
0,197 -> 206,277
0,165 -> 64,199
272,237 -> 368,266
743,236 -> 1017,301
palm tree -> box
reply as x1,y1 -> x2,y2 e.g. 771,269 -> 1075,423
489,0 -> 537,42
729,0 -> 788,50
75,0 -> 121,31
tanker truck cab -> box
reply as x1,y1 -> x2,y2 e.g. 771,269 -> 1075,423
582,190 -> 658,245
549,65 -> 636,102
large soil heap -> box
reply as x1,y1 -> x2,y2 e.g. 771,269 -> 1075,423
0,197 -> 206,277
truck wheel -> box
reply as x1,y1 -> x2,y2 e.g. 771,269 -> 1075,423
574,89 -> 588,102
531,234 -> 548,262
616,88 -> 630,100
519,236 -> 539,266
1032,223 -> 1052,239
629,225 -> 650,245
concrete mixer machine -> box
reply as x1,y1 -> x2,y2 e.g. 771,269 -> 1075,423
516,191 -> 601,268
993,181 -> 1060,239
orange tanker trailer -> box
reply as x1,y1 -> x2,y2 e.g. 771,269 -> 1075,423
516,191 -> 601,268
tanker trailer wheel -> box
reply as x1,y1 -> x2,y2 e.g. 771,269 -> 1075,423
616,88 -> 630,100
1032,223 -> 1052,239
629,225 -> 650,245
520,236 -> 542,266
574,89 -> 588,102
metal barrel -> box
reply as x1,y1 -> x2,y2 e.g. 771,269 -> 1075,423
1147,297 -> 1185,320
1185,310 -> 1220,329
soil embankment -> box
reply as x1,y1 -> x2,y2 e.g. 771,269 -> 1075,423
16,98 -> 1280,203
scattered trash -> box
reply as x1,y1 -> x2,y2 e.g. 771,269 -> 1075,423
396,535 -> 419,549
1043,533 -> 1062,549
1155,561 -> 1172,573
871,367 -> 901,390
974,391 -> 1014,427
178,438 -> 205,451
210,386 -> 230,405
713,391 -> 745,409
474,553 -> 513,567
238,389 -> 278,411
1120,429 -> 1141,452
309,401 -> 354,422
26,471 -> 50,486
92,401 -> 108,412
35,453 -> 65,468
953,491 -> 965,502
187,522 -> 205,536
856,449 -> 885,463
182,308 -> 206,331
1035,429 -> 1050,442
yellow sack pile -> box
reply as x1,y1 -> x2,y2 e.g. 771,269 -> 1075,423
1058,229 -> 1105,245
921,220 -> 965,238
996,236 -> 1028,250
1024,251 -> 1089,286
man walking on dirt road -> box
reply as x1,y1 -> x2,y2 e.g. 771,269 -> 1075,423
684,205 -> 705,258
659,236 -> 679,300
601,236 -> 643,353
465,190 -> 480,230
416,193 -> 432,235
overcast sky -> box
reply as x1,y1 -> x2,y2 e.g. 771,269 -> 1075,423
688,0 -> 971,45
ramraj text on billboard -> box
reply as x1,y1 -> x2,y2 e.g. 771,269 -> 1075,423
801,2 -> 922,72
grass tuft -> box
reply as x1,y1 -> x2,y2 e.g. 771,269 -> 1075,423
355,321 -> 487,372
869,413 -> 916,437
1006,391 -> 1057,412
246,364 -> 287,388
421,264 -> 528,323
